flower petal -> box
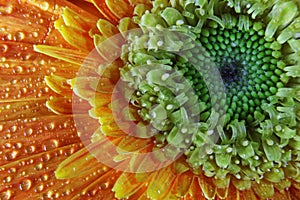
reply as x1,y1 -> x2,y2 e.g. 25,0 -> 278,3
252,180 -> 275,199
147,165 -> 176,199
55,146 -> 107,179
112,172 -> 144,198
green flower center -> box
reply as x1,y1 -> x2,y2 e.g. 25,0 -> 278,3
116,0 -> 300,189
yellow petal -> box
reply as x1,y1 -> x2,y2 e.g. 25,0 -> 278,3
252,180 -> 275,199
55,146 -> 107,179
170,171 -> 193,197
56,25 -> 94,51
117,136 -> 151,153
113,172 -> 144,198
97,19 -> 119,38
198,174 -> 217,199
34,45 -> 97,66
91,0 -> 119,24
147,166 -> 176,199
45,75 -> 72,96
46,96 -> 91,115
105,0 -> 133,19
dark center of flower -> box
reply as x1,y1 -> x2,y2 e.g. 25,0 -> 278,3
219,60 -> 244,86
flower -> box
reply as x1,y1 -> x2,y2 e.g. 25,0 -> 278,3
1,0 -> 300,199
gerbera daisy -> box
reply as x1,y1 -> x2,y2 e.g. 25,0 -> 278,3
1,0 -> 300,199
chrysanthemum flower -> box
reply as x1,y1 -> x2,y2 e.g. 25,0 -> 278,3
1,0 -> 300,199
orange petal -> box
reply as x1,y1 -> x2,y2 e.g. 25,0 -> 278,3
273,190 -> 292,200
240,188 -> 258,200
188,176 -> 206,200
73,169 -> 122,200
0,142 -> 85,200
0,114 -> 81,166
0,0 -> 57,44
34,45 -> 98,66
289,186 -> 300,200
0,99 -> 52,122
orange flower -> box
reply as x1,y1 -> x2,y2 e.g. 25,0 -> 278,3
1,0 -> 300,199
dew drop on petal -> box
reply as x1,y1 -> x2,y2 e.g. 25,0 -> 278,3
0,44 -> 8,53
34,163 -> 44,171
0,189 -> 13,200
19,179 -> 32,191
35,184 -> 44,192
4,150 -> 18,160
39,2 -> 49,11
15,32 -> 25,41
32,31 -> 39,37
4,176 -> 12,183
42,139 -> 59,151
9,125 -> 17,133
24,128 -> 33,136
8,167 -> 17,174
41,174 -> 49,182
14,142 -> 22,149
13,66 -> 23,74
41,153 -> 51,162
25,145 -> 36,154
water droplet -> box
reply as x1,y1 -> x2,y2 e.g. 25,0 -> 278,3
41,153 -> 51,162
20,87 -> 27,94
13,66 -> 23,74
44,122 -> 55,131
39,2 -> 49,11
25,145 -> 36,154
8,167 -> 17,173
15,32 -> 25,41
4,142 -> 12,148
32,31 -> 39,37
9,125 -> 17,133
35,184 -> 44,192
24,128 -> 33,136
0,189 -> 13,200
4,150 -> 18,160
42,139 -> 59,151
41,174 -> 48,181
4,176 -> 12,183
46,190 -> 54,198
19,179 -> 32,191
34,163 -> 43,171
14,143 -> 22,149
0,44 -> 8,53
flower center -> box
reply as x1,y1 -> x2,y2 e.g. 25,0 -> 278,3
219,60 -> 245,85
